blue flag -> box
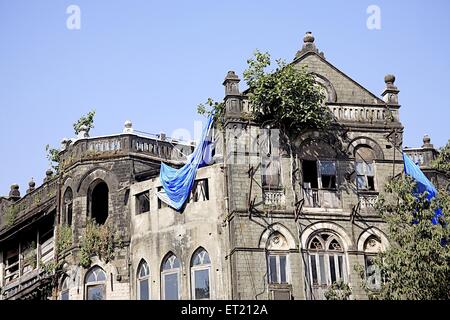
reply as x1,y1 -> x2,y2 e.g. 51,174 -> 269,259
402,153 -> 443,224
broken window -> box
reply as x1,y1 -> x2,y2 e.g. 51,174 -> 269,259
157,186 -> 169,209
190,179 -> 209,203
191,248 -> 211,300
319,161 -> 337,189
85,266 -> 106,300
302,160 -> 337,190
89,181 -> 109,225
302,160 -> 319,189
137,260 -> 150,300
63,188 -> 73,226
136,191 -> 150,215
161,253 -> 180,300
355,146 -> 376,191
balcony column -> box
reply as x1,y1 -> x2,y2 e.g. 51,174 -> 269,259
36,230 -> 41,270
0,250 -> 4,288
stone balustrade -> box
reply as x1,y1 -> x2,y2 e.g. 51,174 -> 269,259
329,105 -> 399,123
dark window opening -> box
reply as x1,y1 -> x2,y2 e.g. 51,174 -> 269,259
321,175 -> 336,189
90,181 -> 109,225
63,188 -> 73,226
302,160 -> 318,189
367,176 -> 375,191
157,186 -> 169,209
190,179 -> 209,203
136,191 -> 150,214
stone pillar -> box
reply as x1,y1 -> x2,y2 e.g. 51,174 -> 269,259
223,71 -> 242,120
381,74 -> 400,104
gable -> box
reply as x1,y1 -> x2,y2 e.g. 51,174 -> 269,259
293,52 -> 384,105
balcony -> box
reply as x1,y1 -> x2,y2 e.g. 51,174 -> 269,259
2,230 -> 54,299
59,133 -> 194,170
358,191 -> 379,210
263,190 -> 286,208
303,188 -> 341,209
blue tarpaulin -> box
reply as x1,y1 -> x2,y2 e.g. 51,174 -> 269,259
157,114 -> 214,211
403,152 -> 443,224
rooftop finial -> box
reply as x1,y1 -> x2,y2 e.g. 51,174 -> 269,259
381,73 -> 400,104
303,31 -> 315,44
422,134 -> 433,148
123,120 -> 133,134
295,31 -> 322,59
9,184 -> 20,201
27,179 -> 36,194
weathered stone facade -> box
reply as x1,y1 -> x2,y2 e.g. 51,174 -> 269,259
0,32 -> 447,300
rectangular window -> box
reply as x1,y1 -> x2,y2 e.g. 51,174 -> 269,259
320,161 -> 337,189
86,284 -> 105,300
356,161 -> 375,191
194,269 -> 210,300
268,254 -> 288,284
318,255 -> 326,285
136,191 -> 150,214
139,279 -> 149,300
262,158 -> 281,189
61,290 -> 69,300
269,256 -> 278,283
329,255 -> 336,283
190,179 -> 209,203
163,273 -> 179,300
310,255 -> 318,285
365,256 -> 381,290
302,160 -> 318,189
157,187 -> 168,209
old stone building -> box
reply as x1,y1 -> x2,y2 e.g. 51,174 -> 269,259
0,32 -> 447,300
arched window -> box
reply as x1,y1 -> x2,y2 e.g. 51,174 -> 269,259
266,232 -> 290,285
88,181 -> 109,225
161,253 -> 180,300
60,275 -> 70,300
137,260 -> 150,300
62,188 -> 73,226
191,248 -> 211,300
85,266 -> 107,300
364,236 -> 382,291
355,146 -> 376,191
307,232 -> 347,300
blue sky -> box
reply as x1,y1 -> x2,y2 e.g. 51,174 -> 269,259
0,0 -> 449,196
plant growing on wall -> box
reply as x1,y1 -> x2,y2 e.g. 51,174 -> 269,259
73,110 -> 96,135
79,219 -> 115,268
432,139 -> 450,176
324,281 -> 352,300
198,50 -> 330,137
56,224 -> 73,255
4,205 -> 20,227
359,176 -> 450,299
45,144 -> 60,173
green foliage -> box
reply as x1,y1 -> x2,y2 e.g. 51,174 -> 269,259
324,281 -> 352,300
197,98 -> 225,126
56,224 -> 73,255
45,144 -> 60,173
369,175 -> 450,299
4,205 -> 20,227
73,110 -> 96,135
79,219 -> 115,268
431,139 -> 450,176
243,50 -> 329,136
197,50 -> 329,137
